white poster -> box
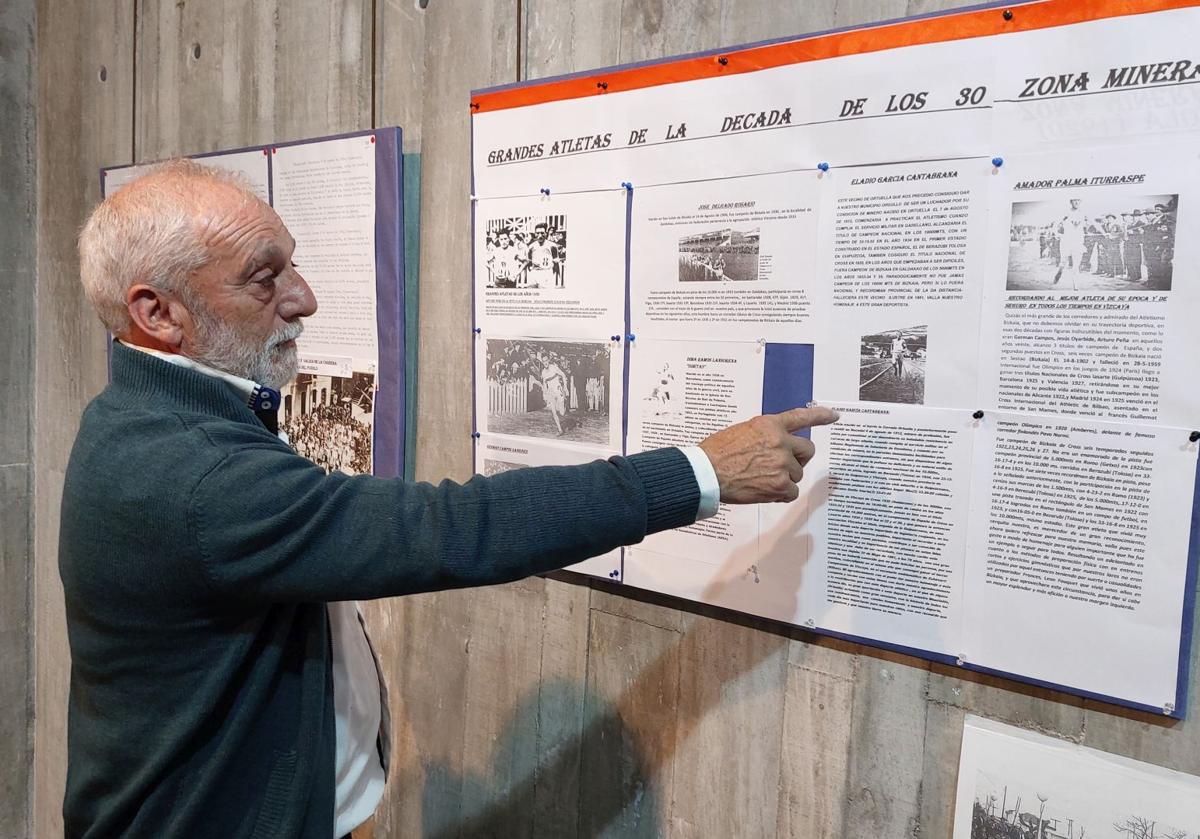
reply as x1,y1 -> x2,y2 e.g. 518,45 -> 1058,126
627,338 -> 765,565
469,4 -> 1200,714
962,411 -> 1196,710
471,35 -> 997,199
954,716 -> 1200,839
629,172 -> 821,342
812,159 -> 993,409
102,149 -> 271,203
474,434 -> 622,579
976,142 -> 1200,427
475,334 -> 624,453
993,6 -> 1200,153
273,135 -> 379,367
471,61 -> 815,199
807,38 -> 996,165
802,403 -> 975,655
474,190 -> 626,338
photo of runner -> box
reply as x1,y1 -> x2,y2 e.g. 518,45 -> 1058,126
1007,195 -> 1177,292
859,326 -> 927,404
484,338 -> 610,444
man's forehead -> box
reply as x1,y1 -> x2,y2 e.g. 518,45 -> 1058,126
197,187 -> 292,256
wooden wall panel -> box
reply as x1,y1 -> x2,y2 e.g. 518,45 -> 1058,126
578,608 -> 682,838
835,0 -> 911,27
0,0 -> 36,468
369,3 -> 524,837
668,614 -> 790,838
775,639 -> 858,837
843,653 -> 930,836
0,465 -> 32,835
521,1 -> 623,80
0,0 -> 36,831
616,0 -> 724,66
136,0 -> 373,159
375,0 -> 426,152
33,2 -> 134,835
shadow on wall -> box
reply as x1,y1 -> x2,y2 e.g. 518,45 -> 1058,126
410,499 -> 830,837
422,676 -> 665,839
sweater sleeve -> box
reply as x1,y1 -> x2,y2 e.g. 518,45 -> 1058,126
188,437 -> 698,603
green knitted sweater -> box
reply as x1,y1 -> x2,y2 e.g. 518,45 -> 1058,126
58,342 -> 699,838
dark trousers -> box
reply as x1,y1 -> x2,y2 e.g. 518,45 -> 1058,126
1125,242 -> 1143,281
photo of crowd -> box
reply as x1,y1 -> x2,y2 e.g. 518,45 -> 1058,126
280,371 -> 376,475
1007,195 -> 1177,292
483,214 -> 568,289
677,226 -> 761,282
482,459 -> 524,477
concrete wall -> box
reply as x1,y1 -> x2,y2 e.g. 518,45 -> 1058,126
0,0 -> 35,834
28,1 -> 1200,837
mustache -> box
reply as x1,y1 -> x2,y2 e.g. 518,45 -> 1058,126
268,321 -> 304,349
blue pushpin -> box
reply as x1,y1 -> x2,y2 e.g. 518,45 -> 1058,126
991,156 -> 1004,168
540,187 -> 551,195
471,431 -> 481,439
610,334 -> 621,342
473,327 -> 481,334
817,162 -> 830,172
621,181 -> 633,191
626,333 -> 636,342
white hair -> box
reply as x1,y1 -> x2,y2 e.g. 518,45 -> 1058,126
78,158 -> 259,334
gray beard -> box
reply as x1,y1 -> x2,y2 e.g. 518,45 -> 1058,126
187,309 -> 303,389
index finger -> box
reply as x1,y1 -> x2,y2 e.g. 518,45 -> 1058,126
777,405 -> 840,433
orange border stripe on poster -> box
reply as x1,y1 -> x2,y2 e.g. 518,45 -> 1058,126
472,0 -> 1200,113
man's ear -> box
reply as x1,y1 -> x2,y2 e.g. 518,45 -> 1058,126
126,283 -> 187,351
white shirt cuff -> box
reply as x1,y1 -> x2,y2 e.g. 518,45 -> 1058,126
679,445 -> 720,521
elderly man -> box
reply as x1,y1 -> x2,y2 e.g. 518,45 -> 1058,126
60,160 -> 836,838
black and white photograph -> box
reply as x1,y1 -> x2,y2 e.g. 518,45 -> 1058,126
485,338 -> 611,444
677,226 -> 760,282
968,769 -> 1195,839
484,214 -> 568,289
280,371 -> 375,475
1007,195 -> 1177,292
859,326 -> 927,405
641,360 -> 682,422
482,459 -> 523,477
955,719 -> 1200,839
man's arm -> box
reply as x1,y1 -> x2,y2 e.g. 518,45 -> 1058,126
190,443 -> 697,603
188,407 -> 836,603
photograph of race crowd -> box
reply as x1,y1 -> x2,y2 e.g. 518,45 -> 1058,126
677,226 -> 760,282
280,371 -> 375,475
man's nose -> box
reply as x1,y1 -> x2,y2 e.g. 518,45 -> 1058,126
280,270 -> 318,319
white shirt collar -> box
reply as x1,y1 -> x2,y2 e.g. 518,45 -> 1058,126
120,340 -> 259,403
